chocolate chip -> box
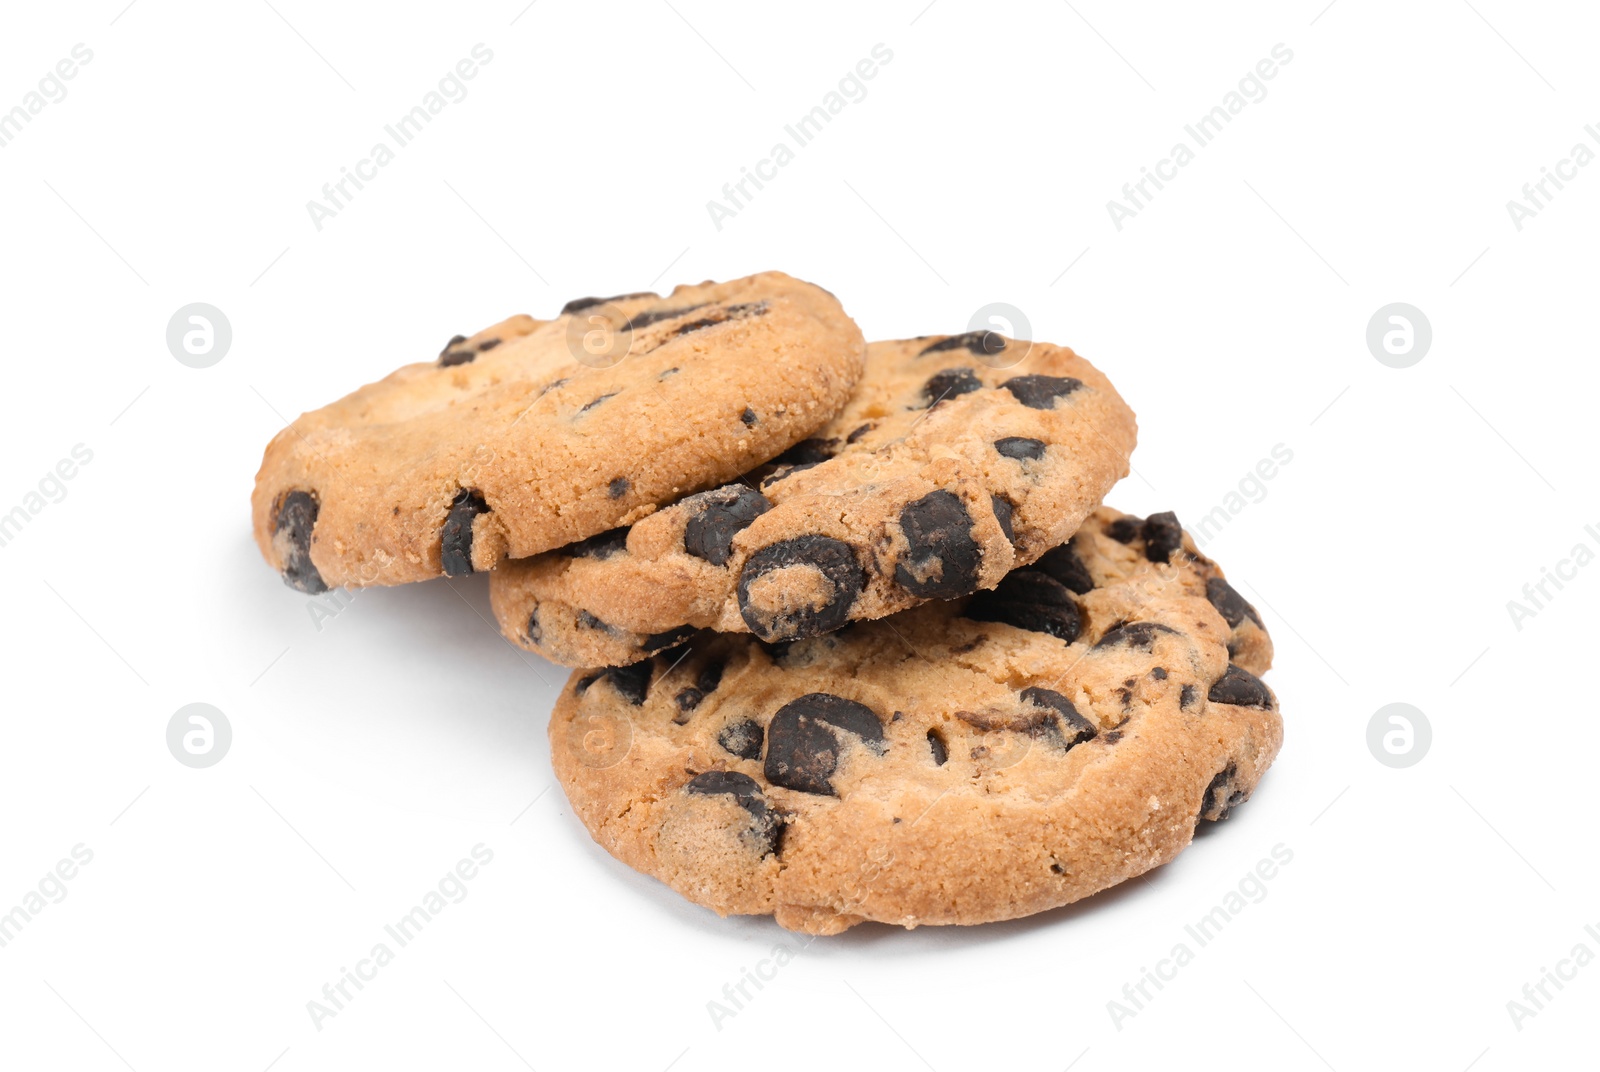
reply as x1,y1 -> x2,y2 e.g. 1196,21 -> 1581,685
718,718 -> 765,759
1033,542 -> 1095,594
672,302 -> 767,340
1199,763 -> 1247,821
526,610 -> 542,644
1152,667 -> 1168,680
994,436 -> 1045,460
846,422 -> 875,443
1019,687 -> 1096,749
1207,665 -> 1273,708
561,292 -> 656,315
605,660 -> 652,705
674,688 -> 704,715
927,728 -> 948,765
568,527 -> 630,559
1106,516 -> 1143,543
922,367 -> 982,406
763,693 -> 885,796
685,770 -> 784,855
1180,684 -> 1199,709
919,331 -> 1005,357
737,536 -> 863,641
440,489 -> 489,576
642,626 -> 696,653
625,303 -> 706,330
478,338 -> 501,352
1143,511 -> 1183,563
1002,374 -> 1084,409
964,570 -> 1081,642
577,610 -> 618,634
439,348 -> 476,367
608,477 -> 629,499
441,333 -> 468,351
580,392 -> 617,413
1205,577 -> 1264,628
1094,621 -> 1178,651
274,490 -> 327,593
992,495 -> 1016,545
741,407 -> 757,426
574,672 -> 601,695
683,485 -> 772,566
696,660 -> 725,694
894,491 -> 981,599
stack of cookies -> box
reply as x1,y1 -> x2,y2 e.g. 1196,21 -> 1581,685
252,271 -> 1282,934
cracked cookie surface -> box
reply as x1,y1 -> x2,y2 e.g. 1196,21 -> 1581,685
251,272 -> 865,591
548,507 -> 1280,933
492,335 -> 1137,666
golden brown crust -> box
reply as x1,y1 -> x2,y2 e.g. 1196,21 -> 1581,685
548,508 -> 1280,933
250,272 -> 865,590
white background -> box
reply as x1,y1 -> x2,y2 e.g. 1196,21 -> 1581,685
1,1 -> 1596,1069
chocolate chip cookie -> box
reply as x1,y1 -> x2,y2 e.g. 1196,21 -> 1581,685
491,335 -> 1138,666
548,507 -> 1280,933
251,272 -> 866,592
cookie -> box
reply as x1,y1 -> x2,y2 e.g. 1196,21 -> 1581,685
251,272 -> 865,591
490,335 -> 1137,666
548,507 -> 1280,933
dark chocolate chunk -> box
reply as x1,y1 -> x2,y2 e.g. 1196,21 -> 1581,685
1033,542 -> 1095,594
683,485 -> 773,567
439,348 -> 476,367
642,625 -> 696,653
919,331 -> 1006,357
1143,511 -> 1183,564
1002,374 -> 1084,409
1207,664 -> 1273,709
964,570 -> 1081,642
1019,687 -> 1097,749
846,422 -> 876,443
561,292 -> 656,315
1199,763 -> 1247,821
525,609 -> 542,644
1106,515 -> 1144,543
441,333 -> 468,351
605,660 -> 652,705
1152,667 -> 1168,680
894,491 -> 981,599
573,672 -> 601,695
686,770 -> 784,855
994,436 -> 1045,460
608,477 -> 629,499
759,462 -> 820,489
927,728 -> 948,766
1094,620 -> 1178,651
567,527 -> 630,559
674,687 -> 704,715
763,693 -> 885,795
718,718 -> 765,760
1180,684 -> 1199,709
741,407 -> 757,426
577,610 -> 619,635
696,660 -> 725,694
625,303 -> 706,331
992,495 -> 1016,545
737,536 -> 863,641
580,391 -> 617,413
274,490 -> 328,593
440,489 -> 489,577
1205,577 -> 1264,628
922,367 -> 982,406
477,338 -> 501,352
